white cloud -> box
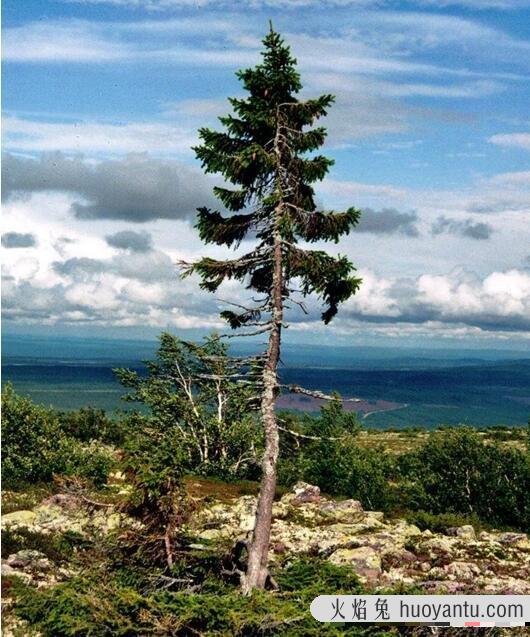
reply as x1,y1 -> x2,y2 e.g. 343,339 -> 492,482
65,0 -> 530,9
488,170 -> 530,185
3,20 -> 133,63
318,179 -> 408,201
415,268 -> 530,327
3,117 -> 195,155
488,132 -> 530,151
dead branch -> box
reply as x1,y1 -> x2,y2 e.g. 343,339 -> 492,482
280,384 -> 362,402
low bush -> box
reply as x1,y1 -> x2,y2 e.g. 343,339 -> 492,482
12,557 -> 374,637
403,510 -> 485,534
2,384 -> 70,486
398,428 -> 530,531
1,384 -> 116,489
58,407 -> 126,445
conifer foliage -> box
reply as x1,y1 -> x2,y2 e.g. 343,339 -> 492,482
183,26 -> 362,592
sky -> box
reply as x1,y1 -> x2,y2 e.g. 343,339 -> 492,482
2,0 -> 530,350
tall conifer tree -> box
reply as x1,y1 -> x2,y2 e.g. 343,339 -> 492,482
184,26 -> 362,592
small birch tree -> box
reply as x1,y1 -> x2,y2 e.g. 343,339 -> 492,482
183,26 -> 362,593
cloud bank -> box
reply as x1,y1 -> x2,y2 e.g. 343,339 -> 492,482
2,152 -> 218,222
2,232 -> 37,248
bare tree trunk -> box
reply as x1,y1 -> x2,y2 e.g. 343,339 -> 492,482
242,207 -> 283,594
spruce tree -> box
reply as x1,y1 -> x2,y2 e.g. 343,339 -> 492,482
183,26 -> 362,592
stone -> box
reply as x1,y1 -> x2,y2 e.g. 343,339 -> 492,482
188,488 -> 530,595
330,545 -> 382,570
1,510 -> 37,527
1,562 -> 16,576
447,525 -> 476,540
381,548 -> 417,570
42,493 -> 81,510
1,563 -> 31,583
498,533 -> 530,550
444,561 -> 481,581
6,550 -> 53,575
366,511 -> 385,522
291,482 -> 321,503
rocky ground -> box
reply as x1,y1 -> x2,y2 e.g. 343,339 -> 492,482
3,482 -> 529,599
191,481 -> 530,594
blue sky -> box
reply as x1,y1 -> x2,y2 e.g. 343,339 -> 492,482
2,0 -> 530,349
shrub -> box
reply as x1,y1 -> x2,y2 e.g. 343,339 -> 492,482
398,428 -> 530,531
2,384 -> 69,486
13,558 -> 371,637
278,401 -> 395,510
1,385 -> 115,488
62,440 -> 117,488
58,407 -> 126,445
120,413 -> 191,567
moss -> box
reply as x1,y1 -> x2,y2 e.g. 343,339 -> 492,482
1,527 -> 92,564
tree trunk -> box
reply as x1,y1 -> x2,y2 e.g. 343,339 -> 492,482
242,208 -> 283,594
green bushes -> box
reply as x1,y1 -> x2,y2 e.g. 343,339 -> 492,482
2,384 -> 70,485
1,384 -> 117,489
278,401 -> 396,510
278,405 -> 529,530
12,557 -> 368,637
398,427 -> 530,531
3,382 -> 528,533
58,407 -> 126,445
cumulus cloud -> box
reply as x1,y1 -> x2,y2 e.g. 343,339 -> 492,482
52,250 -> 176,282
339,267 -> 530,332
106,230 -> 153,252
357,208 -> 420,236
4,231 -> 529,336
3,246 -> 223,329
1,232 -> 37,248
431,216 -> 494,240
2,152 -> 218,222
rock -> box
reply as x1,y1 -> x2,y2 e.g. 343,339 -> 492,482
390,520 -> 421,537
1,510 -> 37,527
1,562 -> 16,576
444,561 -> 480,581
6,550 -> 53,573
330,545 -> 382,571
33,504 -> 89,534
42,494 -> 81,510
7,550 -> 48,569
381,548 -> 417,570
291,482 -> 321,503
189,489 -> 530,595
447,525 -> 476,540
1,562 -> 31,583
498,533 -> 530,550
91,512 -> 123,531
